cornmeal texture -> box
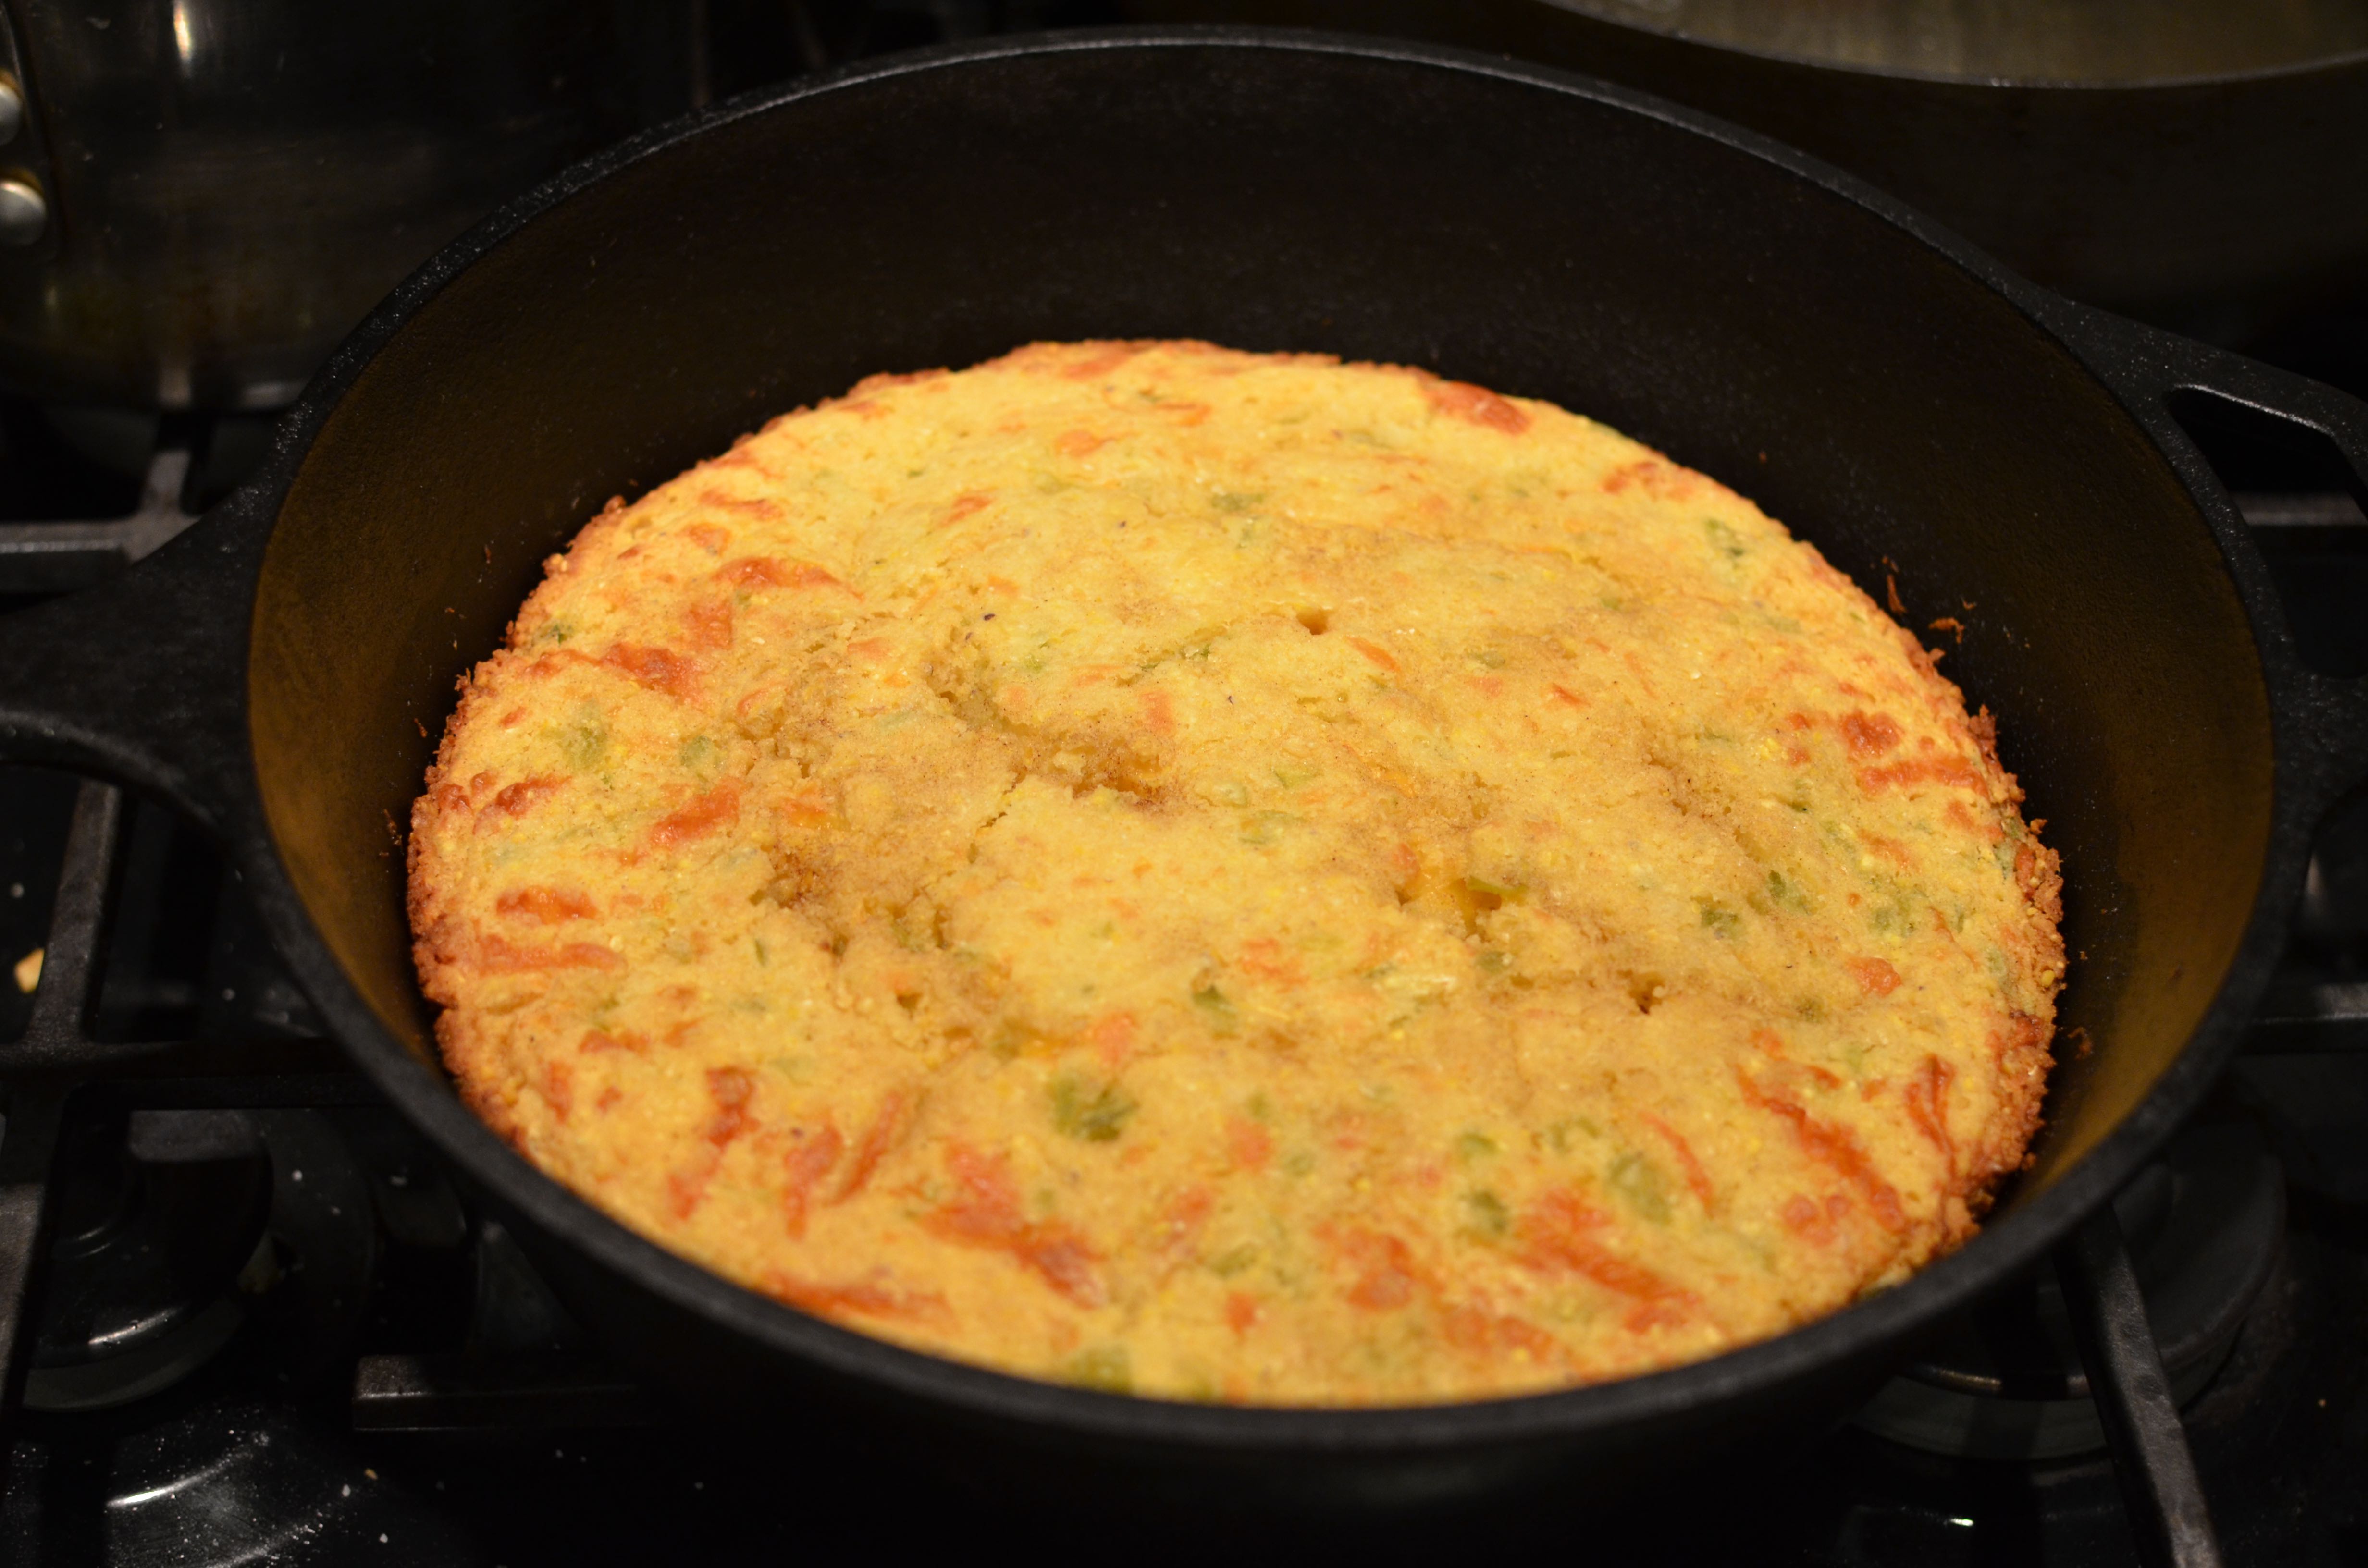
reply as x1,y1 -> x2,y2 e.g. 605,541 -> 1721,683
411,342 -> 2062,1405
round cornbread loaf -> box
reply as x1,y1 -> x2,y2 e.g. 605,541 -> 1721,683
409,341 -> 2062,1406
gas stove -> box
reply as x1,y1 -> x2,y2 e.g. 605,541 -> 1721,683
3,11 -> 2368,1567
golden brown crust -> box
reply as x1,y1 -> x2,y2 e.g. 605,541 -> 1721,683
409,341 -> 2061,1404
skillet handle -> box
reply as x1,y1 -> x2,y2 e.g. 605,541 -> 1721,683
0,486 -> 269,833
2072,313 -> 2368,826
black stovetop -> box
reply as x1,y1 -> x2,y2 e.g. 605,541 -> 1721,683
0,797 -> 2355,1567
4,731 -> 2366,1563
4,7 -> 2368,1565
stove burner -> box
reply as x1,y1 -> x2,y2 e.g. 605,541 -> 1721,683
1853,1114 -> 2284,1459
21,1109 -> 268,1412
16,1105 -> 386,1418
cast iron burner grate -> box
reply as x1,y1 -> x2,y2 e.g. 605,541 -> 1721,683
0,323 -> 2364,1568
2,716 -> 2364,1563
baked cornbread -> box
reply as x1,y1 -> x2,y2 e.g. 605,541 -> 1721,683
409,341 -> 2062,1406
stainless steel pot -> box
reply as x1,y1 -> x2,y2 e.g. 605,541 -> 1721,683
0,0 -> 695,409
1130,0 -> 2368,340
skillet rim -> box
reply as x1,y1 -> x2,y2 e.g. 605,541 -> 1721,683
236,24 -> 2306,1451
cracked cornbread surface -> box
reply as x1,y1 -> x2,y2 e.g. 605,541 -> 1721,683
409,341 -> 2061,1406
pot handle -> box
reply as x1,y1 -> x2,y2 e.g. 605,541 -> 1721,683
2077,314 -> 2368,825
0,487 -> 269,833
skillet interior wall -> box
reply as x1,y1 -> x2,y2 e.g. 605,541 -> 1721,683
248,39 -> 2273,1210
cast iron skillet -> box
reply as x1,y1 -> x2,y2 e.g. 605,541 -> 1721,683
3,28 -> 2368,1505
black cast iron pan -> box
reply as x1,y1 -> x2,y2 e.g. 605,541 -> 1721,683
2,28 -> 2367,1507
